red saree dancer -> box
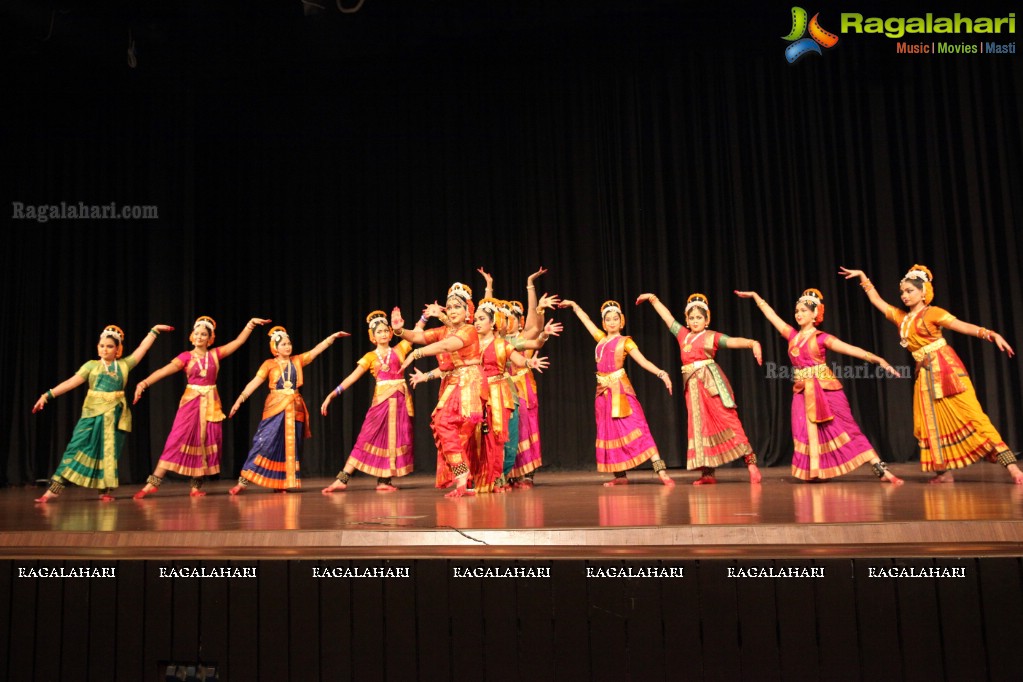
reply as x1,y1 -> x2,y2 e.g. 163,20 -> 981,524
399,282 -> 484,498
637,292 -> 762,485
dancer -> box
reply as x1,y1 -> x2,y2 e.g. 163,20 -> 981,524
559,299 -> 675,486
397,282 -> 483,498
33,323 -> 173,502
735,289 -> 903,484
636,292 -> 763,485
840,265 -> 1023,484
228,326 -> 349,494
132,316 -> 270,499
488,268 -> 560,488
440,297 -> 553,492
320,310 -> 423,493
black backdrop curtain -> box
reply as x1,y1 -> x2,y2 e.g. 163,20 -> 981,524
4,0 -> 1021,486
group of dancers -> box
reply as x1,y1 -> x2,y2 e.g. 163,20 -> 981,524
31,263 -> 1023,503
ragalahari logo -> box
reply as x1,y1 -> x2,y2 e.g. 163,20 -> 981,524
783,7 -> 839,63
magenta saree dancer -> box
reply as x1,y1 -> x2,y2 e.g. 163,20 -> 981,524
561,298 -> 673,486
509,366 -> 541,477
346,342 -> 415,478
154,348 -> 225,477
133,316 -> 269,499
737,288 -> 902,485
593,334 -> 661,472
787,328 -> 878,480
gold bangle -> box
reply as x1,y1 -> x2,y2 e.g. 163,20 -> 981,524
535,306 -> 544,315
756,301 -> 767,308
526,285 -> 535,290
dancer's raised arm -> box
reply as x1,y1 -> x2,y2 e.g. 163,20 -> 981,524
217,317 -> 272,359
301,331 -> 349,364
735,291 -> 790,337
635,293 -> 677,329
477,266 -> 494,300
559,300 -> 602,338
392,307 -> 431,343
839,267 -> 895,315
127,324 -> 175,362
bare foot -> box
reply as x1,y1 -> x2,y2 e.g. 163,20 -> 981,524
658,471 -> 676,488
34,491 -> 58,504
693,475 -> 717,486
376,483 -> 399,492
445,486 -> 476,498
929,471 -> 954,484
274,489 -> 288,494
748,464 -> 762,485
322,480 -> 348,494
603,477 -> 629,487
189,489 -> 207,497
99,494 -> 116,502
1008,464 -> 1023,485
229,485 -> 245,495
133,484 -> 157,500
884,472 -> 905,486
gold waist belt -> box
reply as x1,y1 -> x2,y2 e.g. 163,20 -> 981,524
792,364 -> 837,382
186,384 -> 217,395
271,388 -> 297,395
595,369 -> 626,388
443,364 -> 482,378
681,359 -> 715,377
87,390 -> 125,398
912,338 -> 947,362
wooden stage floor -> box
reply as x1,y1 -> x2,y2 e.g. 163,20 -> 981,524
2,466 -> 1022,559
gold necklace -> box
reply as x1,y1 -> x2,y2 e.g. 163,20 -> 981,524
194,350 -> 209,378
900,306 -> 927,348
100,358 -> 118,378
278,358 -> 293,389
375,346 -> 393,371
791,328 -> 814,357
683,329 -> 706,353
479,335 -> 496,360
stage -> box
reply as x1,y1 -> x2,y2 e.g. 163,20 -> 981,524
4,466 -> 1021,560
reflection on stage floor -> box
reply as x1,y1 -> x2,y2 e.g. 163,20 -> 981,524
3,467 -> 1021,559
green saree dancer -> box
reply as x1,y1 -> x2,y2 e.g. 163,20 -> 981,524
33,323 -> 172,502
